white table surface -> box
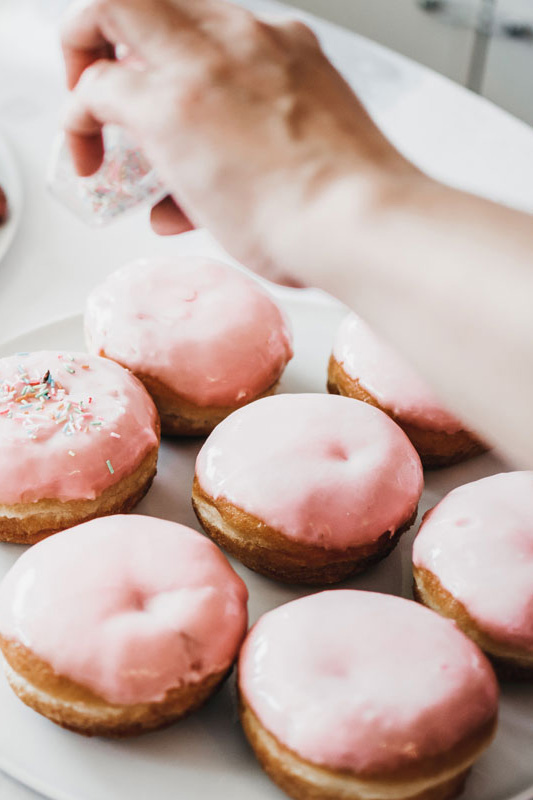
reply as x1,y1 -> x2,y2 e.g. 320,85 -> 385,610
1,0 -> 533,798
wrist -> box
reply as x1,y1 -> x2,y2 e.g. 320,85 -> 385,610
263,157 -> 427,293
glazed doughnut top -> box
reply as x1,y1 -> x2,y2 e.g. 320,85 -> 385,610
239,590 -> 498,774
195,393 -> 423,549
414,471 -> 533,652
0,351 -> 158,505
0,515 -> 248,705
333,313 -> 463,432
85,256 -> 293,407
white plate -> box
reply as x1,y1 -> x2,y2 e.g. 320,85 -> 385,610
0,296 -> 531,800
0,131 -> 22,264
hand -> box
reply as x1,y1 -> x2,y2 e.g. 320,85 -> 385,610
61,0 -> 414,281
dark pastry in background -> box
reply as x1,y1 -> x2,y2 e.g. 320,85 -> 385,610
0,185 -> 7,224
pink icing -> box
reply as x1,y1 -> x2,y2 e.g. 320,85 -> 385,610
333,313 -> 463,433
413,471 -> 533,652
195,394 -> 423,549
0,515 -> 248,705
85,257 -> 293,407
0,351 -> 158,505
239,590 -> 498,773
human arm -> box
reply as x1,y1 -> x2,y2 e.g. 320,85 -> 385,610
61,0 -> 533,466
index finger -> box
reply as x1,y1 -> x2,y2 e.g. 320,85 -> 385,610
60,0 -> 200,89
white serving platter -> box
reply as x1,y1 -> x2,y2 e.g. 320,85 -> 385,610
0,291 -> 531,800
0,131 -> 22,266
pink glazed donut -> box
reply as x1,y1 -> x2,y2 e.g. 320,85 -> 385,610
0,515 -> 248,737
85,256 -> 293,436
327,312 -> 485,468
193,393 -> 423,584
238,590 -> 498,800
414,471 -> 533,678
0,351 -> 159,543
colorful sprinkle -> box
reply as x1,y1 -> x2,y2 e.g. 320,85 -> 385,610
106,459 -> 114,474
77,140 -> 163,223
0,365 -> 110,440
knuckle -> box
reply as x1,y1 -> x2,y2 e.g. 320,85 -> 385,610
168,69 -> 209,119
60,0 -> 106,44
283,19 -> 319,46
226,6 -> 263,36
92,0 -> 112,14
224,9 -> 281,46
169,51 -> 227,108
251,17 -> 280,44
78,58 -> 110,88
81,0 -> 114,27
242,14 -> 268,37
92,0 -> 124,17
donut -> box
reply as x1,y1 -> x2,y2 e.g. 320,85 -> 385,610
238,590 -> 498,800
0,351 -> 159,543
413,471 -> 533,678
192,393 -> 423,584
327,313 -> 485,468
0,184 -> 7,224
85,256 -> 293,436
0,515 -> 248,737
